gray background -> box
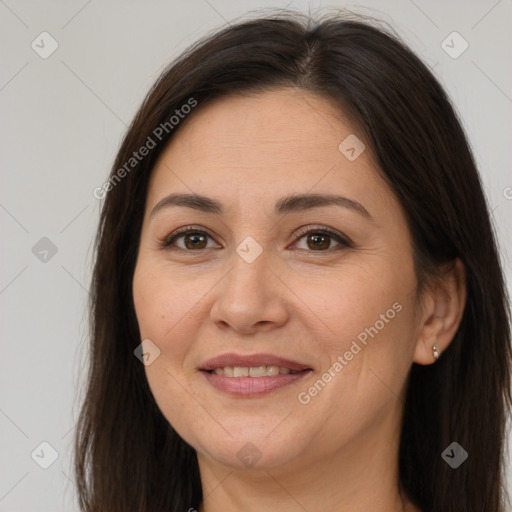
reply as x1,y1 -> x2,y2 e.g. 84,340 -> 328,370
1,0 -> 511,510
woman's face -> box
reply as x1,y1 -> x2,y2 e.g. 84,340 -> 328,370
132,87 -> 423,471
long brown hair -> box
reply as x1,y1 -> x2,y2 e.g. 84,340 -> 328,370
74,10 -> 512,511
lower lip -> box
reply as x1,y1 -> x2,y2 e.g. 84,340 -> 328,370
201,370 -> 312,397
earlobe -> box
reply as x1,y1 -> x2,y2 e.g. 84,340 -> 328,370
413,258 -> 466,365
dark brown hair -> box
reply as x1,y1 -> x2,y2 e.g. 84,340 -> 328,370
74,9 -> 512,511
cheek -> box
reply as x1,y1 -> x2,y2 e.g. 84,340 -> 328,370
133,257 -> 192,333
132,262 -> 196,363
307,258 -> 417,401
300,257 -> 412,348
133,262 -> 203,434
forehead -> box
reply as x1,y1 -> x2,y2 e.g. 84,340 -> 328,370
145,87 -> 394,218
164,88 -> 355,165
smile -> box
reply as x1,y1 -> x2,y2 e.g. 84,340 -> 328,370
208,365 -> 300,377
199,352 -> 313,397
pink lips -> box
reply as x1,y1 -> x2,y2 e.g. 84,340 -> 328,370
200,352 -> 312,397
200,353 -> 311,372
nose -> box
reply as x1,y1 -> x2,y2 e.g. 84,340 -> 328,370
209,247 -> 290,334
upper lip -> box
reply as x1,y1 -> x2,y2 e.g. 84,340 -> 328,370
200,353 -> 312,372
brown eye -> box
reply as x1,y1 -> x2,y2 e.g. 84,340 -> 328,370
294,228 -> 351,252
162,226 -> 351,254
305,233 -> 331,250
163,229 -> 216,251
182,232 -> 208,250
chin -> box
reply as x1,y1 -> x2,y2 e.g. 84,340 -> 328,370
189,428 -> 306,471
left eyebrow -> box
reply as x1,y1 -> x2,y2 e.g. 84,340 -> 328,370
149,192 -> 373,221
275,193 -> 372,220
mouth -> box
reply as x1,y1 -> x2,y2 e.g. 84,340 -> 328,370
205,365 -> 303,377
199,353 -> 313,397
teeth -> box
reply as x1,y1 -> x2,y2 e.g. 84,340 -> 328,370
249,366 -> 266,377
211,366 -> 298,377
267,365 -> 280,376
233,367 -> 249,377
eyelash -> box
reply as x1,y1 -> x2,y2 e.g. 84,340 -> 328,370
160,225 -> 353,254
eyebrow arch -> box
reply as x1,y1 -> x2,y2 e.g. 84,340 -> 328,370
149,192 -> 372,221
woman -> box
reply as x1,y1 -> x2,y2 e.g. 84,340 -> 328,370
74,10 -> 512,512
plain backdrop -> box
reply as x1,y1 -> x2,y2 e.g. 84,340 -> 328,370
1,1 -> 511,510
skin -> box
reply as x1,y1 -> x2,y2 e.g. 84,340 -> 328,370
132,87 -> 466,512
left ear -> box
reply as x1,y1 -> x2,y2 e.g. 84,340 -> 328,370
413,258 -> 467,365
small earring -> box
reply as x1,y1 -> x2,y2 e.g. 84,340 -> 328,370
432,344 -> 440,361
